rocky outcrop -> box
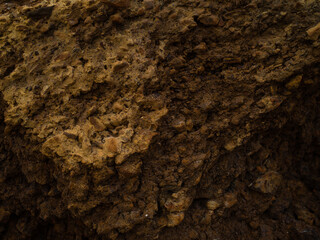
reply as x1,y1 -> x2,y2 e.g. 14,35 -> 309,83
0,0 -> 319,239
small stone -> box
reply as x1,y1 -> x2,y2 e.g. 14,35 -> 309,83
103,137 -> 120,156
89,117 -> 105,132
224,193 -> 237,208
69,18 -> 79,26
206,200 -> 220,211
254,171 -> 282,194
112,61 -> 129,73
164,191 -> 192,212
198,14 -> 219,26
257,96 -> 284,112
84,16 -> 93,24
224,140 -> 237,151
167,212 -> 185,227
39,24 -> 50,33
186,119 -> 193,131
285,75 -> 302,90
179,17 -> 197,33
110,14 -> 124,24
143,0 -> 154,9
307,22 -> 320,40
172,116 -> 186,132
63,131 -> 78,140
194,42 -> 207,53
112,101 -> 123,112
117,161 -> 142,178
169,56 -> 186,69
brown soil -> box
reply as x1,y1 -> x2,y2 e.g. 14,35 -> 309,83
0,0 -> 319,239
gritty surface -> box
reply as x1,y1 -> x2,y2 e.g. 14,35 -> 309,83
0,0 -> 319,239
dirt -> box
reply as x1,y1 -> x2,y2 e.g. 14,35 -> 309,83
0,0 -> 319,239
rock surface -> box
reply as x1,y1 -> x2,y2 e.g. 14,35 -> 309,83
0,0 -> 319,239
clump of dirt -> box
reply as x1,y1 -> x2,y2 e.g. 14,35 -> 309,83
0,0 -> 319,239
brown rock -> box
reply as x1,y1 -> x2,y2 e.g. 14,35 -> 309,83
167,212 -> 185,227
307,22 -> 320,40
112,61 -> 129,73
143,0 -> 154,10
164,191 -> 192,212
254,171 -> 282,194
194,42 -> 207,53
172,116 -> 186,132
117,161 -> 142,178
206,199 -> 220,211
89,116 -> 106,131
285,75 -> 302,90
198,14 -> 219,26
104,137 -> 120,156
110,14 -> 124,24
224,192 -> 238,208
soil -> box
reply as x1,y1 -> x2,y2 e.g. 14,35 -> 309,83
0,0 -> 319,239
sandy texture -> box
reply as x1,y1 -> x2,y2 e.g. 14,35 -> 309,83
0,0 -> 319,239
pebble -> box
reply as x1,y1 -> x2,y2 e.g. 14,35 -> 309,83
164,191 -> 192,212
89,116 -> 105,132
206,199 -> 220,211
117,161 -> 142,177
110,14 -> 124,24
256,96 -> 284,112
307,22 -> 320,40
112,61 -> 129,73
194,42 -> 207,53
172,117 -> 186,132
224,140 -> 237,151
285,75 -> 302,90
198,14 -> 219,26
143,0 -> 154,10
224,193 -> 237,208
112,101 -> 124,112
254,171 -> 282,194
167,212 -> 185,227
103,137 -> 120,156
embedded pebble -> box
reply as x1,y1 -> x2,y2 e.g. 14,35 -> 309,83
167,212 -> 185,227
307,22 -> 320,40
112,61 -> 129,73
198,14 -> 219,26
224,193 -> 237,208
206,200 -> 220,211
254,171 -> 282,194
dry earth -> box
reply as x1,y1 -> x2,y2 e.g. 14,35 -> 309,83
0,0 -> 319,239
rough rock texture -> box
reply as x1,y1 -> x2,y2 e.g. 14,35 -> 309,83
0,0 -> 319,239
